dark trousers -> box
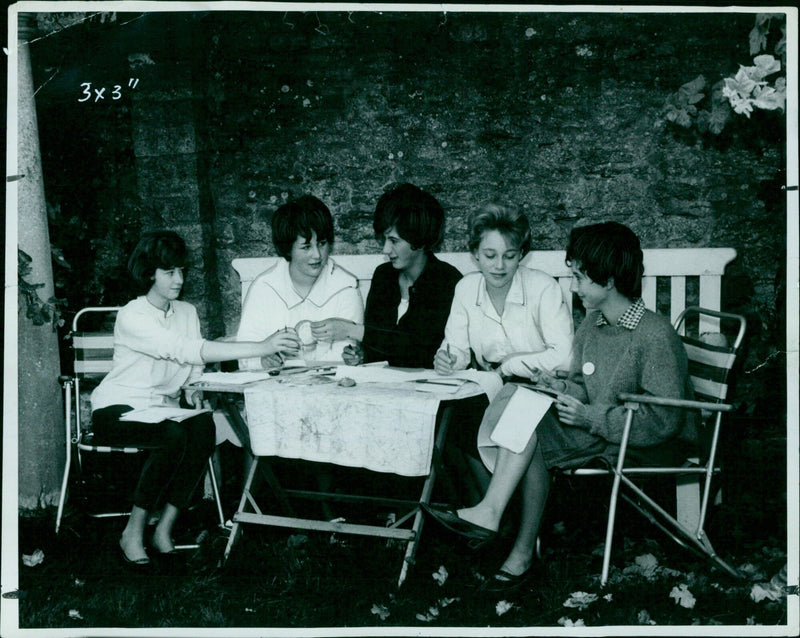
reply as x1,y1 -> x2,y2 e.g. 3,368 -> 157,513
91,405 -> 216,511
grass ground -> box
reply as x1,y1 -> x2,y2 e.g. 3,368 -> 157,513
15,425 -> 790,634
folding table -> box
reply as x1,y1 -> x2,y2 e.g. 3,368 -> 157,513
188,371 -> 489,586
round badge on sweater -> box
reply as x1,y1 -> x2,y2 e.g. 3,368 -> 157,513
582,362 -> 595,376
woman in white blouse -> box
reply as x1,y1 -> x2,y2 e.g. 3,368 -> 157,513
432,205 -> 573,501
433,204 -> 573,378
236,195 -> 363,369
92,231 -> 301,568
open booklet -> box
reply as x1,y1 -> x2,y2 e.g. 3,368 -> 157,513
119,406 -> 211,423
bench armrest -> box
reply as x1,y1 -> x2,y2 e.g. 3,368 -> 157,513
616,392 -> 733,413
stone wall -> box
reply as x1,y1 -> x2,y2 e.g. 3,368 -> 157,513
30,9 -> 788,415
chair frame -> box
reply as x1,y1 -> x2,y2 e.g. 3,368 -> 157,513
55,307 -> 226,538
568,306 -> 747,586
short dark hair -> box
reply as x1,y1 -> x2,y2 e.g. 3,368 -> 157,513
566,221 -> 644,299
373,183 -> 445,252
467,204 -> 531,255
271,195 -> 335,260
128,230 -> 188,294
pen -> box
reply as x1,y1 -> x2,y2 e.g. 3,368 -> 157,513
521,360 -> 536,376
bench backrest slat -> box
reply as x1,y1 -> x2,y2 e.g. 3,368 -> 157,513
232,247 -> 736,322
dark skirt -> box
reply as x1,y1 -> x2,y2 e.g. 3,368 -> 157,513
536,408 -> 688,470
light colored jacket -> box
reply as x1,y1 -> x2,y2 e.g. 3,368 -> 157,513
441,266 -> 573,377
236,257 -> 364,368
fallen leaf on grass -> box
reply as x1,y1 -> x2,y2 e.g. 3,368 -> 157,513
622,553 -> 660,580
438,597 -> 459,608
738,562 -> 767,581
563,591 -> 598,610
68,609 -> 83,620
603,593 -> 613,602
371,603 -> 390,620
669,584 -> 696,609
495,600 -> 515,616
22,550 -> 44,567
637,609 -> 657,625
415,606 -> 440,622
432,565 -> 448,586
557,616 -> 585,626
750,582 -> 784,603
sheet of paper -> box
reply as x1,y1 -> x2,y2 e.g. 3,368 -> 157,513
119,407 -> 211,423
488,385 -> 554,453
196,371 -> 275,385
450,369 -> 504,402
334,365 -> 432,384
414,380 -> 464,394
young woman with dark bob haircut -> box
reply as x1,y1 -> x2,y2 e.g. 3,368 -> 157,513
424,221 -> 697,592
312,183 -> 463,368
91,231 -> 301,567
237,195 -> 363,367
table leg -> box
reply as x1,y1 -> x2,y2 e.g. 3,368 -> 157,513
398,403 -> 454,587
223,455 -> 260,564
221,393 -> 295,516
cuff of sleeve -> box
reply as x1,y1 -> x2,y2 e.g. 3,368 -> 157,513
585,404 -> 611,436
185,338 -> 206,366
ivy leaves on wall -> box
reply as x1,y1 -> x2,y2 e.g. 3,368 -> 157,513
664,13 -> 786,137
18,249 -> 67,330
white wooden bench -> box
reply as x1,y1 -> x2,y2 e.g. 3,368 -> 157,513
232,248 -> 737,333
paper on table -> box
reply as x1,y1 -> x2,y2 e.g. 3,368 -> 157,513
196,371 -> 275,385
334,365 -> 432,384
414,380 -> 464,394
450,369 -> 504,401
119,406 -> 211,423
334,365 -> 504,400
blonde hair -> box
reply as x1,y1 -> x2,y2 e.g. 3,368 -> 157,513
467,204 -> 531,255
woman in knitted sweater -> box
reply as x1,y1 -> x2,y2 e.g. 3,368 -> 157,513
424,221 -> 697,591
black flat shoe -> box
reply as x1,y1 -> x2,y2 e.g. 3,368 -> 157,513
481,566 -> 533,593
421,504 -> 498,546
119,546 -> 151,569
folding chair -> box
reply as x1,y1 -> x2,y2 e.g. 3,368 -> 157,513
55,307 -> 226,539
567,306 -> 747,586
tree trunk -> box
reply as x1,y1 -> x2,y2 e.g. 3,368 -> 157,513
16,14 -> 65,511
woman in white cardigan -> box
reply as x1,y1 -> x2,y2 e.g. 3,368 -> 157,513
92,231 -> 301,568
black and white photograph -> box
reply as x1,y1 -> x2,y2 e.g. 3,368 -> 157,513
3,2 -> 798,635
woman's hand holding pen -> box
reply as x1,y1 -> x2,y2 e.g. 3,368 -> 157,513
522,361 -> 566,392
433,344 -> 457,375
342,343 -> 364,366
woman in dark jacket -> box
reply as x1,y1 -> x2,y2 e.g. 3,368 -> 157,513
311,183 -> 462,368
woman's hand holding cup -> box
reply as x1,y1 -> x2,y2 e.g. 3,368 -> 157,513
264,328 -> 301,358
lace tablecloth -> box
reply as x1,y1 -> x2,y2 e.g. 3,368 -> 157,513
244,381 -> 448,476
